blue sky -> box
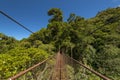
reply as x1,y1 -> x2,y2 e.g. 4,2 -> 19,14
0,0 -> 120,40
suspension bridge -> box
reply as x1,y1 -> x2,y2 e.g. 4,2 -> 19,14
1,11 -> 112,80
8,51 -> 111,80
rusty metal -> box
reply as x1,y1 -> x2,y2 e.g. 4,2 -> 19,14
67,55 -> 112,80
8,55 -> 54,80
51,52 -> 68,80
8,52 -> 112,80
59,54 -> 61,80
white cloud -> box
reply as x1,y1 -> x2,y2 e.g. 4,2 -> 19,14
118,5 -> 120,7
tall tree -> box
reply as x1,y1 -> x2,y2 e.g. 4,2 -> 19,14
67,13 -> 76,23
48,8 -> 63,22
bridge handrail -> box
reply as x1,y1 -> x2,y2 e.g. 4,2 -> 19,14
66,55 -> 112,80
8,55 -> 54,80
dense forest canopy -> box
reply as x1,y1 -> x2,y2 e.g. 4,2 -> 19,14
0,7 -> 120,79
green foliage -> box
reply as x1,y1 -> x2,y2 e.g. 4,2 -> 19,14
0,47 -> 49,79
0,7 -> 120,79
94,45 -> 120,79
48,8 -> 63,22
0,33 -> 18,54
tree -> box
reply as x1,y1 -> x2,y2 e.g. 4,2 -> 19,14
0,33 -> 17,53
0,47 -> 49,79
67,13 -> 76,23
48,8 -> 63,22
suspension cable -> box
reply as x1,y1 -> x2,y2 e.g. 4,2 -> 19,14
0,11 -> 34,34
89,15 -> 120,35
